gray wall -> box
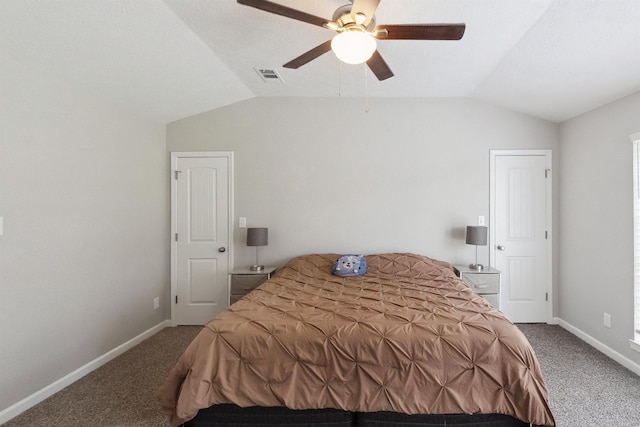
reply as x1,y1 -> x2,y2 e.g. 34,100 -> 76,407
559,90 -> 640,365
0,56 -> 169,411
167,96 -> 559,277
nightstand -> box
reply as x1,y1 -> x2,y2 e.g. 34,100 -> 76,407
453,265 -> 501,309
228,267 -> 277,306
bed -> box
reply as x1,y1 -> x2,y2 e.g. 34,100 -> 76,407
159,253 -> 555,427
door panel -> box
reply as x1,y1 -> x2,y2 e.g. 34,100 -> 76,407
494,153 -> 550,322
507,257 -> 535,301
189,167 -> 217,242
174,155 -> 230,325
189,258 -> 218,303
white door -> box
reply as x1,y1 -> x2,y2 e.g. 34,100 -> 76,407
171,153 -> 232,325
491,151 -> 551,323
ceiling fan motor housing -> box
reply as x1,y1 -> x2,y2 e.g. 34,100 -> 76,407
332,4 -> 376,31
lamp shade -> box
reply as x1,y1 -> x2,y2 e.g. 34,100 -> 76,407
331,30 -> 377,65
247,227 -> 268,247
466,226 -> 488,246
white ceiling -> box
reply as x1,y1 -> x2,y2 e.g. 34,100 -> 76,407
1,0 -> 639,124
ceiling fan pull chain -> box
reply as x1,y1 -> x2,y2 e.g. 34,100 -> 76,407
338,61 -> 342,97
364,64 -> 369,112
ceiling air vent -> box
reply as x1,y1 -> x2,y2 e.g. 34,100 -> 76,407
255,68 -> 284,83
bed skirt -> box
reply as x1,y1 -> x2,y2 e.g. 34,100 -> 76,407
182,404 -> 530,427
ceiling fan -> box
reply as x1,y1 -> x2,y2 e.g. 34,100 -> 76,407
237,0 -> 465,81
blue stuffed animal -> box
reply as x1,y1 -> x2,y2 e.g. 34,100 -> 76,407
332,254 -> 367,277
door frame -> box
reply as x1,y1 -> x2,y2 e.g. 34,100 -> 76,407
489,149 -> 553,322
170,151 -> 234,326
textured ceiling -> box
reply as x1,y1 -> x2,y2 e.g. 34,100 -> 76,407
1,0 -> 639,123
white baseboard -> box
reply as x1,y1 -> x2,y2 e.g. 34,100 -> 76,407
556,318 -> 640,376
0,320 -> 170,425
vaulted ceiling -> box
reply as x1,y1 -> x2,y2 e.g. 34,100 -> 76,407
1,0 -> 639,124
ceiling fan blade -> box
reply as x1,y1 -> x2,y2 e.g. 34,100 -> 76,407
237,0 -> 327,28
283,40 -> 333,69
367,50 -> 394,81
350,0 -> 380,27
375,24 -> 466,40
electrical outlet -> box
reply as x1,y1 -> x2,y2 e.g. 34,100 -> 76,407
154,296 -> 160,310
603,312 -> 611,328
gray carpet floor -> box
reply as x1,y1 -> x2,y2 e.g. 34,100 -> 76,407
517,324 -> 640,426
3,324 -> 640,426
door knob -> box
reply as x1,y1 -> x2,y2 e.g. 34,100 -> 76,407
497,245 -> 506,251
218,247 -> 226,253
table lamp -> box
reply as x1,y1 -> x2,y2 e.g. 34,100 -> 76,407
466,225 -> 488,271
247,227 -> 268,271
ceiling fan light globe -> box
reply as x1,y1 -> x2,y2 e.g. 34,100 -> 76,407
331,31 -> 376,65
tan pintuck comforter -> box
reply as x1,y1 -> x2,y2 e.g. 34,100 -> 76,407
159,253 -> 555,426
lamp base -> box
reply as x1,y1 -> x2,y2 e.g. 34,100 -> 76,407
250,264 -> 264,272
469,263 -> 484,271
